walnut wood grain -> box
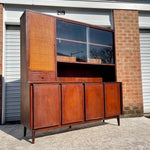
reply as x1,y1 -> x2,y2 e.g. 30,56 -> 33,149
61,83 -> 84,125
85,83 -> 104,121
104,83 -> 121,117
33,84 -> 61,129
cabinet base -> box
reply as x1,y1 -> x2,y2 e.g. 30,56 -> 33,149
23,116 -> 120,144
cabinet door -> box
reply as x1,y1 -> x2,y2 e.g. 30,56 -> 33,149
27,11 -> 56,82
33,84 -> 60,129
85,83 -> 104,121
104,83 -> 121,117
62,84 -> 84,125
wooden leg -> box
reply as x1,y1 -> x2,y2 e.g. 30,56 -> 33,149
117,116 -> 120,126
32,130 -> 35,144
69,126 -> 71,128
103,120 -> 105,123
24,127 -> 27,137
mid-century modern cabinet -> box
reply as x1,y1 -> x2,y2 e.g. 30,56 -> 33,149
20,10 -> 123,144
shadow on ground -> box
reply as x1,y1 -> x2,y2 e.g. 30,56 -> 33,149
0,120 -> 110,143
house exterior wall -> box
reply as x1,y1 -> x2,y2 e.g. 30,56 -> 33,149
114,10 -> 143,117
0,4 -> 3,122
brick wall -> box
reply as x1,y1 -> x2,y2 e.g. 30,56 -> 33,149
113,10 -> 143,117
0,4 -> 3,123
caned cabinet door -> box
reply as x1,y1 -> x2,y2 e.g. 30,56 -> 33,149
85,83 -> 104,121
33,84 -> 60,129
104,83 -> 121,117
26,11 -> 56,82
61,83 -> 84,125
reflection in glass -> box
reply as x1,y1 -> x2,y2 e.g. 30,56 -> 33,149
90,28 -> 113,46
56,20 -> 86,42
56,19 -> 115,64
57,40 -> 87,62
89,45 -> 114,64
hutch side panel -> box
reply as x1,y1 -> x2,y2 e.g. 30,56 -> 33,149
33,84 -> 61,129
61,83 -> 84,125
20,13 -> 31,129
26,11 -> 57,82
85,83 -> 104,121
104,83 -> 121,117
21,83 -> 31,129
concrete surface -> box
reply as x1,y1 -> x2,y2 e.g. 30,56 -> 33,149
0,117 -> 150,150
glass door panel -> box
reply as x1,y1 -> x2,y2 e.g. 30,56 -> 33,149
56,20 -> 87,62
89,45 -> 114,64
57,40 -> 87,62
89,28 -> 113,46
88,28 -> 114,64
56,19 -> 114,64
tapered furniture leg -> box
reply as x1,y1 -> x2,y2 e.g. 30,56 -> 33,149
69,126 -> 71,128
32,130 -> 35,144
24,127 -> 27,137
117,116 -> 120,126
103,120 -> 105,123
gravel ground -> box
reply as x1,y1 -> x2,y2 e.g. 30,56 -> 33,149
0,117 -> 150,150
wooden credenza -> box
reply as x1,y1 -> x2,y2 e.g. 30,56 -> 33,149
20,10 -> 123,144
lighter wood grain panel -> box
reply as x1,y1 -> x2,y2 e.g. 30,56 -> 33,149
28,13 -> 55,72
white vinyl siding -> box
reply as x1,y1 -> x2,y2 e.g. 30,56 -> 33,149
140,30 -> 150,113
5,26 -> 20,122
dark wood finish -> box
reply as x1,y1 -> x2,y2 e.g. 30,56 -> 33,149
85,83 -> 104,121
33,84 -> 61,129
57,62 -> 116,82
24,127 -> 27,137
32,130 -> 35,144
61,83 -> 84,125
57,77 -> 102,83
20,12 -> 32,129
117,116 -> 120,126
104,83 -> 121,117
20,83 -> 31,129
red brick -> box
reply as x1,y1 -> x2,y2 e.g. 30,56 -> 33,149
113,10 -> 143,117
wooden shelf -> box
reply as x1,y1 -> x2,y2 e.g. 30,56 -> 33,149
57,60 -> 115,66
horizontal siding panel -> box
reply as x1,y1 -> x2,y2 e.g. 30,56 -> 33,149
5,116 -> 20,122
5,26 -> 21,122
6,110 -> 20,114
6,46 -> 20,49
140,30 -> 150,113
6,82 -> 20,86
6,53 -> 20,57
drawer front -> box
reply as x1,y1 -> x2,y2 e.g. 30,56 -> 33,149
85,83 -> 104,121
61,83 -> 84,125
104,83 -> 121,117
33,84 -> 60,129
